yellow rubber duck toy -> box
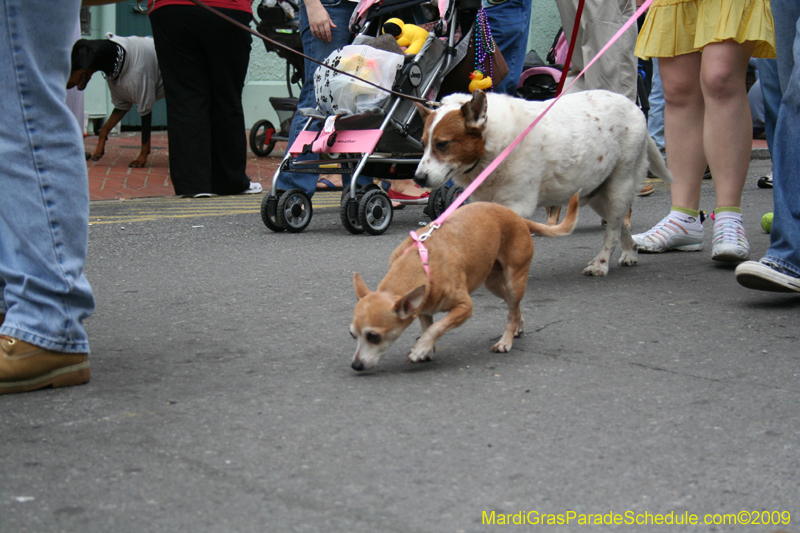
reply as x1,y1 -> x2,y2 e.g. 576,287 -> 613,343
468,70 -> 493,92
382,18 -> 428,55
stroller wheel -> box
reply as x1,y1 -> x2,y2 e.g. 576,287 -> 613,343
358,189 -> 393,235
250,119 -> 277,157
445,185 -> 465,208
426,185 -> 449,220
261,190 -> 285,232
340,185 -> 365,234
277,188 -> 313,233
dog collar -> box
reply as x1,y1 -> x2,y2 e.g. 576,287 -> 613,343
106,44 -> 126,81
463,159 -> 481,175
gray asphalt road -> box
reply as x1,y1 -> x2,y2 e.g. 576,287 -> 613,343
2,158 -> 798,533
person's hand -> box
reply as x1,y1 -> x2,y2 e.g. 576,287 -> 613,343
305,0 -> 336,42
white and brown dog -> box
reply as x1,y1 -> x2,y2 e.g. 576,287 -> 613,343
350,193 -> 579,371
413,89 -> 672,276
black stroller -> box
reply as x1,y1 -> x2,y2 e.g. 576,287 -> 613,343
260,0 -> 486,235
249,0 -> 305,157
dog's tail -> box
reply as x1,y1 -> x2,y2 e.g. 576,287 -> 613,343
526,192 -> 580,237
647,136 -> 673,184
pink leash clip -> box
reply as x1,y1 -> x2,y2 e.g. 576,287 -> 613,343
406,223 -> 440,278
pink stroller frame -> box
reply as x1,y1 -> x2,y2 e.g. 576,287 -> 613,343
260,0 -> 478,235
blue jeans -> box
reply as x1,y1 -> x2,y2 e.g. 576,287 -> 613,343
0,0 -> 94,352
485,0 -> 533,96
759,0 -> 800,276
757,58 -> 779,152
647,58 -> 665,154
278,0 -> 370,196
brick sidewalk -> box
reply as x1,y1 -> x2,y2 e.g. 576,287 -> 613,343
85,130 -> 283,201
85,130 -> 769,202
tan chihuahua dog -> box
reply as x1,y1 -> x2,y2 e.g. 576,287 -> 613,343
350,193 -> 580,371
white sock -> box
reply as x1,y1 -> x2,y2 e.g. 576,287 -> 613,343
714,211 -> 743,225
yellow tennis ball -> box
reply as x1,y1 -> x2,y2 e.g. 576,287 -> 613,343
761,212 -> 773,233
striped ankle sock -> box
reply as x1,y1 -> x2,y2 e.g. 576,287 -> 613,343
670,207 -> 702,229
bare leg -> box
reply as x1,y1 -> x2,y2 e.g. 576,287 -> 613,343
659,40 -> 756,212
700,40 -> 757,209
659,53 -> 706,211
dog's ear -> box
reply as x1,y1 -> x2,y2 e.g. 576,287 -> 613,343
71,40 -> 96,72
414,101 -> 433,120
394,285 -> 426,319
354,273 -> 372,300
461,89 -> 488,131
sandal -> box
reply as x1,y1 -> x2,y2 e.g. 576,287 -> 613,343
317,175 -> 343,190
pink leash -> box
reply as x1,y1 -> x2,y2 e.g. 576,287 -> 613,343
404,223 -> 439,277
432,0 -> 652,225
409,0 -> 653,274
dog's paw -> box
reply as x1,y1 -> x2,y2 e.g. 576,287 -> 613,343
491,340 -> 512,353
407,351 -> 433,363
407,342 -> 434,363
582,263 -> 608,277
129,159 -> 147,168
619,251 -> 638,267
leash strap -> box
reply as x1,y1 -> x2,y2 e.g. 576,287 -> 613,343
185,0 -> 430,104
555,0 -> 585,97
403,223 -> 439,278
431,0 -> 653,228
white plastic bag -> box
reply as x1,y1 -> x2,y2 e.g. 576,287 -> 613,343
314,45 -> 404,115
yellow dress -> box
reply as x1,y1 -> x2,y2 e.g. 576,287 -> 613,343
635,0 -> 776,60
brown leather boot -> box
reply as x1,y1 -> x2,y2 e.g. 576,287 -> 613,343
0,336 -> 90,395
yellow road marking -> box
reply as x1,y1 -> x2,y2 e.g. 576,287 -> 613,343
89,192 -> 342,225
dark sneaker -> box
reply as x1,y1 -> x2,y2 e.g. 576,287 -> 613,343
735,260 -> 800,293
757,172 -> 773,189
1,336 -> 90,395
